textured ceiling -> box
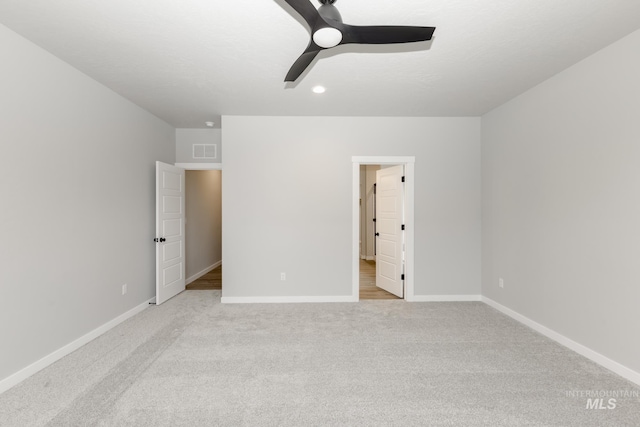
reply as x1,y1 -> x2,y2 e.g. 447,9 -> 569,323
1,0 -> 639,128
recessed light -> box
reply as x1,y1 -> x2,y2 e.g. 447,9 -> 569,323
205,121 -> 214,127
312,86 -> 326,94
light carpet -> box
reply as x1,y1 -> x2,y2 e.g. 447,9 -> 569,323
1,290 -> 639,426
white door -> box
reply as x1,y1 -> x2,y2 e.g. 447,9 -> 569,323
155,161 -> 186,305
375,165 -> 404,298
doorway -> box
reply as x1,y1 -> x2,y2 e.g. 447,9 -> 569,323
179,164 -> 223,291
359,165 -> 400,300
352,157 -> 415,301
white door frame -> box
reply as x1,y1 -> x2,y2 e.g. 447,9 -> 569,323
175,162 -> 222,170
352,156 -> 415,301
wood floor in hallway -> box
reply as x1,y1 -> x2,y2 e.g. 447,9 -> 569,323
185,260 -> 400,300
359,259 -> 401,300
186,265 -> 222,290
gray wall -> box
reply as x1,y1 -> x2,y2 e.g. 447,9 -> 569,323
176,128 -> 222,163
482,29 -> 640,373
222,116 -> 481,298
185,170 -> 222,280
0,24 -> 175,382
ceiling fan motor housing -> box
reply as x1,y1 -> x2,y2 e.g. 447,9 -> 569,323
318,3 -> 342,22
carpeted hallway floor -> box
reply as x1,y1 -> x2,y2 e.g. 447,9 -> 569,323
1,291 -> 638,426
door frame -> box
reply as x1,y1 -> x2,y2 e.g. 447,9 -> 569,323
352,156 -> 415,301
175,162 -> 222,170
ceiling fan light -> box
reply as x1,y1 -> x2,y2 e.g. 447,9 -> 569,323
313,27 -> 342,48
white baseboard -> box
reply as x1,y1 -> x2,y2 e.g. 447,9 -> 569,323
222,295 -> 482,304
186,260 -> 222,285
482,297 -> 640,387
409,294 -> 482,302
0,298 -> 153,395
221,295 -> 358,304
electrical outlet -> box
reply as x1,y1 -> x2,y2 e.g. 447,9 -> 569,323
280,272 -> 286,281
499,278 -> 504,289
122,284 -> 128,295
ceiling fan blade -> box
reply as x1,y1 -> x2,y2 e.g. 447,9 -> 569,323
339,24 -> 436,45
283,0 -> 320,27
285,46 -> 321,82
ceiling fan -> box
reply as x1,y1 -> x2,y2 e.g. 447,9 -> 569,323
283,0 -> 436,82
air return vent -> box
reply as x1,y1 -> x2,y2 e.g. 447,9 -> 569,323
193,144 -> 216,159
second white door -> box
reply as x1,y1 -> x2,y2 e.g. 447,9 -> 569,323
375,165 -> 405,298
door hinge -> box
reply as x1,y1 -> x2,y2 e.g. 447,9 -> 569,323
401,224 -> 405,230
373,218 -> 376,222
402,176 -> 405,183
401,274 -> 405,281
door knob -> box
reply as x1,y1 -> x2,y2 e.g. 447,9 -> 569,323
375,232 -> 380,236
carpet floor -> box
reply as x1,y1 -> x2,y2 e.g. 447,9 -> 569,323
1,291 -> 639,426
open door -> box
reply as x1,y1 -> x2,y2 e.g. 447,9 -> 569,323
375,165 -> 405,298
155,161 -> 186,305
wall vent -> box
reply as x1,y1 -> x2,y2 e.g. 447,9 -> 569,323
193,144 -> 217,159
